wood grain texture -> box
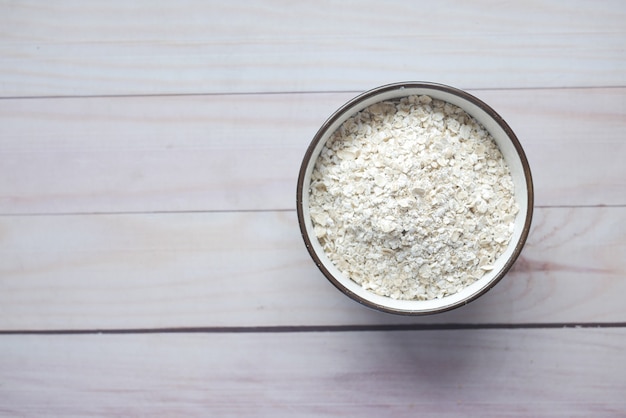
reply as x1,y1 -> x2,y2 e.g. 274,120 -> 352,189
1,1 -> 625,97
1,1 -> 625,413
1,88 -> 625,215
1,207 -> 624,330
1,329 -> 624,417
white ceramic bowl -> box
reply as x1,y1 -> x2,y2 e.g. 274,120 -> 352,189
297,82 -> 533,315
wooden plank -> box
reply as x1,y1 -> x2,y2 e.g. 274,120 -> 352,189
0,329 -> 624,416
1,88 -> 625,214
1,1 -> 625,97
0,92 -> 325,214
0,207 -> 624,330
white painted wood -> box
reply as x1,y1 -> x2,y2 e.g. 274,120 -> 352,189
0,2 -> 624,413
1,88 -> 625,214
0,207 -> 624,330
1,1 -> 625,97
1,329 -> 624,417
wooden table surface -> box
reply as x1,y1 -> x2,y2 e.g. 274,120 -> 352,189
1,1 -> 625,416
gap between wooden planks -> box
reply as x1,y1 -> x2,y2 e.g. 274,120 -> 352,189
1,88 -> 625,214
0,329 -> 624,417
1,1 -> 625,96
0,207 -> 624,331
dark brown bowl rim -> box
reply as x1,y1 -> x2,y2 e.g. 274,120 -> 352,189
296,81 -> 534,315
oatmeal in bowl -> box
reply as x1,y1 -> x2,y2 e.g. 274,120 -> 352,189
297,82 -> 533,315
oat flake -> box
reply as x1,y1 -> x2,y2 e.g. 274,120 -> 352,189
309,95 -> 519,301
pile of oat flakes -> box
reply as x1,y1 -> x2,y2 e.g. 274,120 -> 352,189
309,95 -> 518,300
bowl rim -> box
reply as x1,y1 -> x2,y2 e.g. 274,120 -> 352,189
296,81 -> 534,315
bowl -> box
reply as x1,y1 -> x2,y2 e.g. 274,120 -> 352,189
296,82 -> 533,315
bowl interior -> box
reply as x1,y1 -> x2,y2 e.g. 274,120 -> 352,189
298,82 -> 533,314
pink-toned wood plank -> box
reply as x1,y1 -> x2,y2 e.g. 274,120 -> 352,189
1,88 -> 625,214
478,88 -> 626,208
0,207 -> 624,330
1,329 -> 624,417
1,1 -> 625,97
